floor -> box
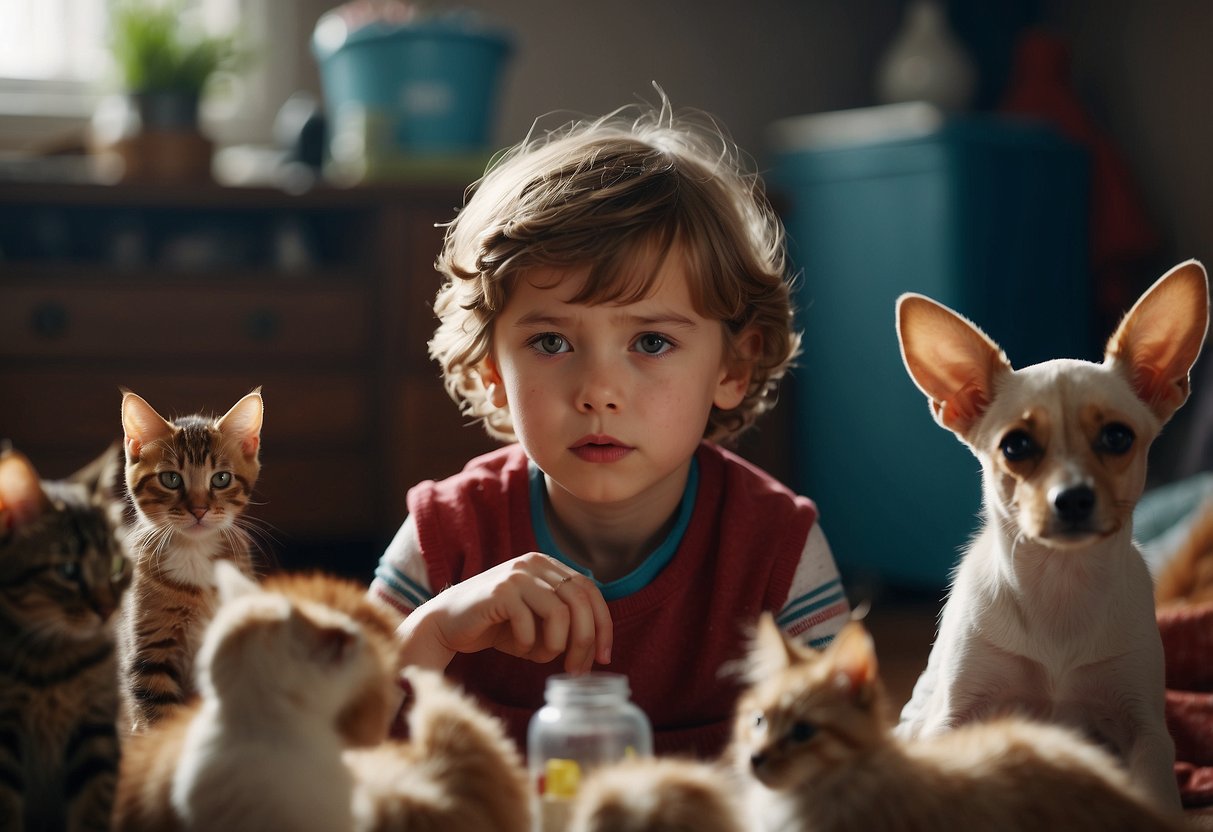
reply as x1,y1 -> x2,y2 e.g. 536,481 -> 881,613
861,592 -> 942,712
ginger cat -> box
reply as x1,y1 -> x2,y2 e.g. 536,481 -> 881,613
731,613 -> 1181,832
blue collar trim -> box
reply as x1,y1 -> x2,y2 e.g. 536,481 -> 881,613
528,458 -> 699,601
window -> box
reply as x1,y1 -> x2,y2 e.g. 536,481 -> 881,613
0,0 -> 277,150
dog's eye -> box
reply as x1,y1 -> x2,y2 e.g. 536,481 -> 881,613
1096,422 -> 1135,455
999,430 -> 1037,461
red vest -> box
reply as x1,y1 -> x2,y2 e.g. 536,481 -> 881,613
407,442 -> 816,758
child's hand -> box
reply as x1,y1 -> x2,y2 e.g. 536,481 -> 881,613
397,552 -> 613,675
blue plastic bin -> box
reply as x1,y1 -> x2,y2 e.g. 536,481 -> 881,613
770,112 -> 1091,590
312,13 -> 512,161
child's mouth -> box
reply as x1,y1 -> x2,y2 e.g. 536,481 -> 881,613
570,437 -> 633,463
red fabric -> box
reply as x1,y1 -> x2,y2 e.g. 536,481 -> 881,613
406,441 -> 815,758
1159,601 -> 1213,808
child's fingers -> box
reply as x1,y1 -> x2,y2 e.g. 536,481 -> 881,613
556,574 -> 605,674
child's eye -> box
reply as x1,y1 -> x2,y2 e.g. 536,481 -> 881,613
633,332 -> 673,355
211,471 -> 232,488
528,333 -> 570,355
158,471 -> 183,489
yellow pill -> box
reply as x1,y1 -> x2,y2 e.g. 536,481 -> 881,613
543,758 -> 582,798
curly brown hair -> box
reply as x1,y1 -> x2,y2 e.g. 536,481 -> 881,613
430,99 -> 801,444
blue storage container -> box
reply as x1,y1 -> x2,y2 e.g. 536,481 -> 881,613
770,110 -> 1091,590
312,11 -> 512,178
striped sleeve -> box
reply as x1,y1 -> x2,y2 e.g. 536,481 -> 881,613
369,514 -> 434,618
776,522 -> 850,650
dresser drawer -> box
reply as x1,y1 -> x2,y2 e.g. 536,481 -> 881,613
0,370 -> 370,450
0,283 -> 369,359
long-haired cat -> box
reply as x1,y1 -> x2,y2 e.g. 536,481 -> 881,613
732,612 -> 1182,832
117,388 -> 264,731
112,562 -> 400,832
0,445 -> 131,832
1155,497 -> 1213,607
345,665 -> 530,832
565,756 -> 745,832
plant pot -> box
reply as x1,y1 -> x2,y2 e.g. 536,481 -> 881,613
105,91 -> 213,183
132,90 -> 201,131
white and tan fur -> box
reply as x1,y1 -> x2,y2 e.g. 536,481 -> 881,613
113,562 -> 398,832
114,563 -> 528,832
565,756 -> 745,832
894,260 -> 1209,813
733,613 -> 1180,831
345,667 -> 530,832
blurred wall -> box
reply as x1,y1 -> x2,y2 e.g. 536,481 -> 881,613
289,0 -> 1210,268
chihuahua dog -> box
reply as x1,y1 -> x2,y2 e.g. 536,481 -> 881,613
893,260 -> 1209,813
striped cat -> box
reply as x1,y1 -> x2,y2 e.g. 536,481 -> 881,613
0,445 -> 131,832
117,388 -> 264,732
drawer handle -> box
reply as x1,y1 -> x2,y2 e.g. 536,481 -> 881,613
30,302 -> 69,339
245,308 -> 281,341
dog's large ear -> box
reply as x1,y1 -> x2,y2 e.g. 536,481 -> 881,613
896,293 -> 1011,437
1105,260 -> 1209,424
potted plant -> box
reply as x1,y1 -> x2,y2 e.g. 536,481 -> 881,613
105,0 -> 241,180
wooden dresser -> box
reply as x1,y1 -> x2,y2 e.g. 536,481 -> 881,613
0,178 -> 792,579
0,179 -> 500,578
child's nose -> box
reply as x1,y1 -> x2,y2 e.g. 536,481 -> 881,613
576,358 -> 621,413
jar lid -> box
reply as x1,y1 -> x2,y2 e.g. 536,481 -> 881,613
544,672 -> 630,701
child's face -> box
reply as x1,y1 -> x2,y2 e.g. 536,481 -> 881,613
483,256 -> 750,507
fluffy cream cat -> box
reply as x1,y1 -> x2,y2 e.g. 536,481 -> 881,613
113,563 -> 528,832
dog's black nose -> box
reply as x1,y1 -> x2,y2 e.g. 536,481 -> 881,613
1053,485 -> 1096,524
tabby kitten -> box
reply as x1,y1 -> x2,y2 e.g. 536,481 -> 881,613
117,388 -> 264,732
732,613 -> 1181,832
0,446 -> 131,832
113,562 -> 400,832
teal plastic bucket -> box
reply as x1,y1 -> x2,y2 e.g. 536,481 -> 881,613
312,14 -> 512,155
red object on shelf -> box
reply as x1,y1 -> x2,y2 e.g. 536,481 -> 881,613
1000,29 -> 1159,332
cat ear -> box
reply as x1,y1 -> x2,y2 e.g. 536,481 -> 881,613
828,621 -> 879,702
121,390 -> 173,462
304,620 -> 358,665
0,447 -> 50,532
214,560 -> 260,603
746,611 -> 799,681
217,388 -> 263,460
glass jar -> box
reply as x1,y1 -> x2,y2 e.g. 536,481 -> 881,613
527,672 -> 653,832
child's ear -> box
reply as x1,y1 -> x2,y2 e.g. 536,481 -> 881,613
479,356 -> 509,408
714,327 -> 760,410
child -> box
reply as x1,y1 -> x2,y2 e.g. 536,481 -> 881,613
370,98 -> 849,757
